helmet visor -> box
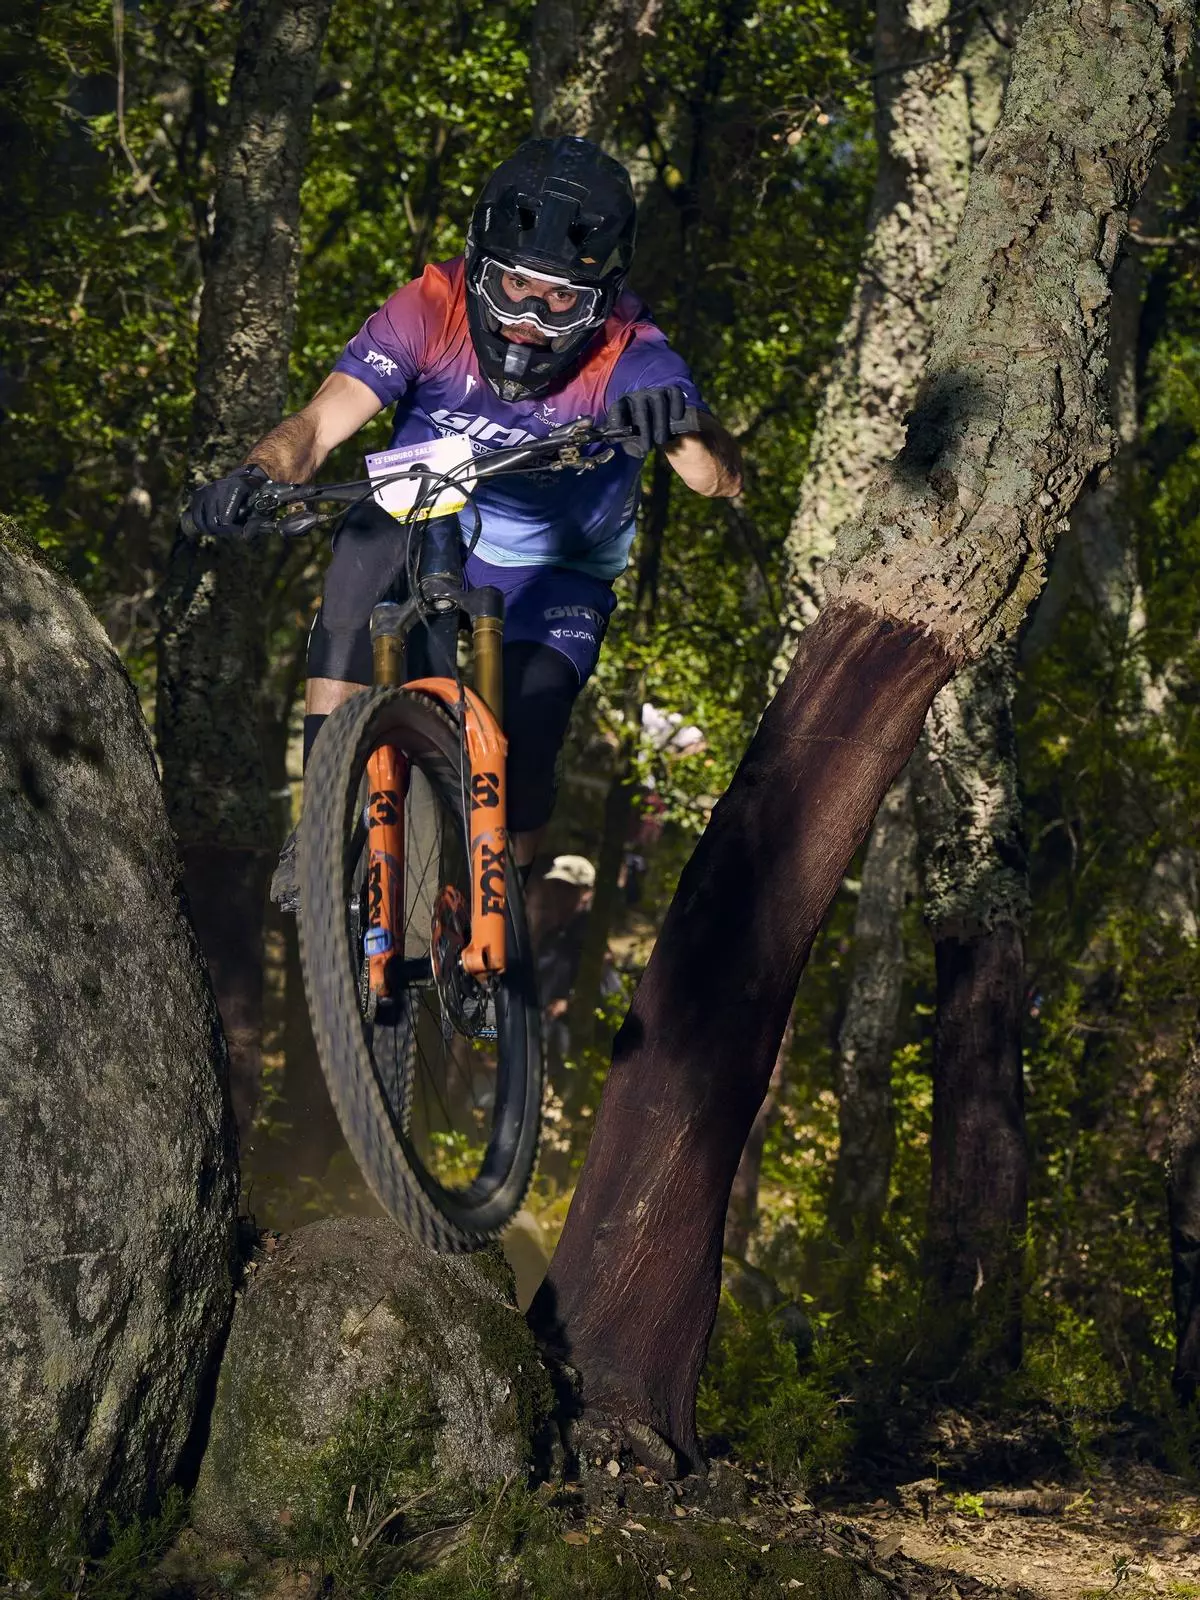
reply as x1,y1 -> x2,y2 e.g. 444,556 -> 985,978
475,257 -> 604,339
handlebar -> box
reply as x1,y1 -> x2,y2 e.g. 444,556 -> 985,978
240,415 -> 635,539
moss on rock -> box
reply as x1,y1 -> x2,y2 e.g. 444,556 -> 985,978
191,1218 -> 550,1555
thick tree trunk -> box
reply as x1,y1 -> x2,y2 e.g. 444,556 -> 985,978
530,0 -> 668,142
1169,1032 -> 1200,1400
533,605 -> 956,1468
910,644 -> 1030,1372
776,2 -> 1024,1281
532,0 -> 1192,1471
1020,81 -> 1190,657
156,0 -> 334,1134
829,775 -> 915,1249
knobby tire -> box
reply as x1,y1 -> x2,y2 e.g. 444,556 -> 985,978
297,686 -> 542,1251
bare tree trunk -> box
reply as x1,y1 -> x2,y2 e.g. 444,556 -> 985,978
156,0 -> 334,1135
531,0 -> 1191,1473
910,643 -> 1030,1372
530,0 -> 669,142
830,775 -> 915,1249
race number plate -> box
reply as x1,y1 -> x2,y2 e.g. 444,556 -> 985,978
365,434 -> 476,520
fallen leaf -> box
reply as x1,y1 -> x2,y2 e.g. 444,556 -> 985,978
625,1521 -> 647,1531
656,1578 -> 672,1592
562,1531 -> 589,1546
679,1569 -> 692,1582
674,1505 -> 687,1518
606,1459 -> 620,1478
760,1543 -> 771,1552
874,1532 -> 903,1561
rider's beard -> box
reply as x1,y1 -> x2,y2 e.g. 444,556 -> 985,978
503,321 -> 550,348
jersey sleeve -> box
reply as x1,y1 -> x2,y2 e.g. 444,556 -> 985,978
604,323 -> 709,414
331,275 -> 434,405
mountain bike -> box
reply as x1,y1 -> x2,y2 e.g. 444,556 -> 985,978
243,417 -> 629,1250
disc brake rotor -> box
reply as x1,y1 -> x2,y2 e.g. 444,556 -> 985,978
431,885 -> 495,1038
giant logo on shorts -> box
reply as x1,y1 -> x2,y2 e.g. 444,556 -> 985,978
545,603 -> 604,629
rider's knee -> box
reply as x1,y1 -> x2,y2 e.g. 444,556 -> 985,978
306,608 -> 374,685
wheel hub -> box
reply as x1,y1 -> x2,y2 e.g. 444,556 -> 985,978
431,885 -> 495,1038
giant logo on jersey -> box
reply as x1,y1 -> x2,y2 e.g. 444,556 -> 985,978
429,407 -> 539,452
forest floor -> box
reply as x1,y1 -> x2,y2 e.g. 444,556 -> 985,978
568,1450 -> 1200,1599
828,1460 -> 1200,1597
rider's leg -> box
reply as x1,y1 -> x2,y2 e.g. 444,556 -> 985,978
272,502 -> 410,911
503,641 -> 581,866
301,499 -> 414,766
474,560 -> 617,865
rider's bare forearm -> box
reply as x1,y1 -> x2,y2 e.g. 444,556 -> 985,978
245,372 -> 384,483
245,409 -> 327,483
665,413 -> 743,498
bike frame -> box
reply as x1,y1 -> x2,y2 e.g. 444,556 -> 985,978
248,417 -> 627,1008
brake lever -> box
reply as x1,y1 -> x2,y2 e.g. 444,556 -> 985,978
278,511 -> 323,539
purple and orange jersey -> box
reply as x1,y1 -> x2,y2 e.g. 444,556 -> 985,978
333,256 -> 705,578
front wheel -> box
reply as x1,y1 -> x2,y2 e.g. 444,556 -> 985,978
297,686 -> 543,1251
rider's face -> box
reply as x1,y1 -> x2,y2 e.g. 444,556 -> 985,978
499,269 -> 580,347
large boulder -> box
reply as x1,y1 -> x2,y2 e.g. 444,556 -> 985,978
191,1217 -> 550,1553
0,522 -> 238,1564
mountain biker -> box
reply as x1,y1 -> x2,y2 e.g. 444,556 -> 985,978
187,135 -> 742,908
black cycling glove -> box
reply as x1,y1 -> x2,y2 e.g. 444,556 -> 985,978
187,463 -> 268,538
606,385 -> 701,459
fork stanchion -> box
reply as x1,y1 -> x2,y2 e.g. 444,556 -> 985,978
370,602 -> 408,687
468,586 -> 505,724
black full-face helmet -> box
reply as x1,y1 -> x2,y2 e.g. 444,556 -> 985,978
464,136 -> 637,402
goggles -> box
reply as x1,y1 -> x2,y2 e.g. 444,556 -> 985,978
474,257 -> 604,340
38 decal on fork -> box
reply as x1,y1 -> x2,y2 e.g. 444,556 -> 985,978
364,743 -> 408,1001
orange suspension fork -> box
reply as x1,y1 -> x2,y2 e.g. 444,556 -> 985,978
404,680 -> 508,977
364,743 -> 408,999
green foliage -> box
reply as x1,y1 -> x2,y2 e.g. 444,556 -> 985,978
1016,1305 -> 1125,1468
0,1469 -> 186,1600
697,1294 -> 853,1485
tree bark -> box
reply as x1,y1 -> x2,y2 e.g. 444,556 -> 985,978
829,775 -> 915,1250
156,0 -> 335,1135
531,0 -> 1192,1472
776,0 -> 1026,1285
774,0 -> 1025,665
910,643 -> 1030,1372
530,0 -> 668,142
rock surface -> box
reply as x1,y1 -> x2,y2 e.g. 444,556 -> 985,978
191,1217 -> 549,1552
0,521 -> 239,1557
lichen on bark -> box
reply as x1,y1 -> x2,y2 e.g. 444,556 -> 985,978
775,0 -> 1025,668
824,0 -> 1193,658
